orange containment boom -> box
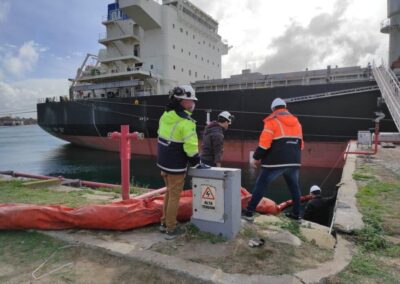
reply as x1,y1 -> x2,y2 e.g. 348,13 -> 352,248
0,188 -> 308,230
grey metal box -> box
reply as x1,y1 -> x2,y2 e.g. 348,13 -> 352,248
188,167 -> 241,240
358,130 -> 372,146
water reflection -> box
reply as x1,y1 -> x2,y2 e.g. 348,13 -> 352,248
0,125 -> 342,203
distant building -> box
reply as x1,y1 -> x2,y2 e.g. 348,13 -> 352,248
0,116 -> 37,126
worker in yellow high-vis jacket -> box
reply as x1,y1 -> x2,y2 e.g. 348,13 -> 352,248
157,84 -> 200,240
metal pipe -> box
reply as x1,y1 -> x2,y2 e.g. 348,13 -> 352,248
108,125 -> 144,200
134,187 -> 167,200
0,171 -> 120,189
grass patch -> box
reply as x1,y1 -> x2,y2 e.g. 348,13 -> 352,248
0,231 -> 65,269
184,223 -> 227,244
352,172 -> 376,181
332,158 -> 400,283
354,215 -> 388,252
337,251 -> 399,284
274,219 -> 306,242
0,180 -> 103,207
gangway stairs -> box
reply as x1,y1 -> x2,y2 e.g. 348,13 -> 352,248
372,66 -> 400,131
284,85 -> 379,103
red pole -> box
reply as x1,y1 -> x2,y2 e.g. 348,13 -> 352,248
108,125 -> 144,200
120,125 -> 131,200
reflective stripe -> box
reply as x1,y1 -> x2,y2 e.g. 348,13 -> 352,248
273,136 -> 302,140
170,120 -> 184,140
261,163 -> 301,168
275,118 -> 285,136
158,134 -> 184,143
258,145 -> 268,150
183,132 -> 196,142
157,139 -> 170,147
156,163 -> 187,172
263,128 -> 274,134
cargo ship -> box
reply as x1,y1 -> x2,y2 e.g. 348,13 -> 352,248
37,0 -> 399,168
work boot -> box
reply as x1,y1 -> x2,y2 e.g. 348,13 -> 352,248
241,209 -> 254,222
285,211 -> 302,221
165,227 -> 184,240
159,223 -> 167,233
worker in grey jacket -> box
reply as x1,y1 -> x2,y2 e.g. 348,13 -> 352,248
200,111 -> 233,167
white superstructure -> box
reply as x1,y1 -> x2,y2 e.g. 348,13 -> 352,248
70,0 -> 228,100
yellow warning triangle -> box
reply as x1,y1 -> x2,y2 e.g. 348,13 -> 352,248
201,187 -> 215,200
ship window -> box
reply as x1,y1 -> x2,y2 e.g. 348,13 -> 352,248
151,64 -> 153,69
181,48 -> 183,53
186,31 -> 188,36
203,75 -> 206,79
201,57 -> 203,61
218,63 -> 220,67
173,65 -> 176,70
198,41 -> 201,45
181,68 -> 184,72
213,45 -> 215,50
189,51 -> 191,56
189,70 -> 191,76
173,44 -> 175,49
173,24 -> 175,28
209,43 -> 211,47
203,40 -> 205,44
207,59 -> 209,63
218,48 -> 220,52
195,71 -> 197,78
195,54 -> 197,59
212,61 -> 214,65
193,35 -> 195,39
180,28 -> 183,33
134,44 -> 140,57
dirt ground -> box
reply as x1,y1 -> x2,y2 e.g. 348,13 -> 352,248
0,174 -> 334,282
0,232 -> 207,284
150,219 -> 333,275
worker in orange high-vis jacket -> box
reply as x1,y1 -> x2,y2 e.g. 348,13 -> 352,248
242,98 -> 304,222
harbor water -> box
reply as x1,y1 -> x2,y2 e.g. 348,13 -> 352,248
0,125 -> 342,203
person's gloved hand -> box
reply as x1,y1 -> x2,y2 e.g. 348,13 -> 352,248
195,163 -> 211,169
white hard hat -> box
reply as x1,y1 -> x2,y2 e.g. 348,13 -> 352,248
271,98 -> 286,111
218,111 -> 234,124
310,185 -> 321,194
170,84 -> 198,101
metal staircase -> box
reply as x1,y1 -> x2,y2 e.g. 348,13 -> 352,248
372,66 -> 400,131
284,85 -> 379,103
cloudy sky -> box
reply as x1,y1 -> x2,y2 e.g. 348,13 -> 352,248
0,0 -> 388,118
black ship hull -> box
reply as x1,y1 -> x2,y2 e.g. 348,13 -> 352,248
37,81 -> 396,167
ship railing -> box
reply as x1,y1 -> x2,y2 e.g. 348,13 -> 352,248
195,75 -> 373,93
372,66 -> 400,131
284,85 -> 380,103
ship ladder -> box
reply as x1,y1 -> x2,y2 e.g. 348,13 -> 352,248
284,85 -> 380,104
372,66 -> 400,131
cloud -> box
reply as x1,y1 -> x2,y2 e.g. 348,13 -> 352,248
0,78 -> 69,118
2,41 -> 41,77
256,0 -> 382,74
0,1 -> 10,25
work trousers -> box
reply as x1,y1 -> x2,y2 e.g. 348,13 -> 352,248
160,171 -> 185,231
247,166 -> 301,216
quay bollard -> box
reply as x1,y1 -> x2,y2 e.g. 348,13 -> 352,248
108,125 -> 144,200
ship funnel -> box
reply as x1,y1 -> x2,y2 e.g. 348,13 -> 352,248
381,0 -> 400,69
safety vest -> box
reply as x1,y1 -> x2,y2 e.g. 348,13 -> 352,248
157,109 -> 200,174
253,108 -> 303,168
